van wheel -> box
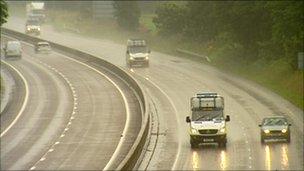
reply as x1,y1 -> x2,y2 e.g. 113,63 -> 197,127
191,142 -> 198,149
190,139 -> 198,149
218,141 -> 226,148
286,134 -> 291,143
261,137 -> 265,144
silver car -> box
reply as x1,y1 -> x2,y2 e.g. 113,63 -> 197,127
35,42 -> 51,54
3,41 -> 22,59
259,116 -> 291,143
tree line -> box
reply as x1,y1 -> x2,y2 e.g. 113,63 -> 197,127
153,1 -> 304,68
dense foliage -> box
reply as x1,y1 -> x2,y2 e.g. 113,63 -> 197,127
113,1 -> 141,31
0,0 -> 8,26
153,1 -> 304,68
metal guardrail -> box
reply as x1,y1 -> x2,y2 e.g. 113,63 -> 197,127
176,48 -> 211,62
1,27 -> 150,170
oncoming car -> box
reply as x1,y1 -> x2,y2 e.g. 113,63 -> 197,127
259,116 -> 291,143
35,42 -> 51,54
3,41 -> 22,59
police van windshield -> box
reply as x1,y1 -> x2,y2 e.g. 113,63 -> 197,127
129,46 -> 148,54
192,109 -> 223,121
27,20 -> 39,26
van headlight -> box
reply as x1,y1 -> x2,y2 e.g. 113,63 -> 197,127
281,129 -> 287,133
145,56 -> 149,60
27,27 -> 31,31
130,56 -> 134,60
37,27 -> 40,31
264,130 -> 270,134
191,128 -> 198,134
219,127 -> 226,133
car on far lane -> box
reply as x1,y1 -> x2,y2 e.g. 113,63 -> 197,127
259,116 -> 291,143
3,41 -> 22,59
35,42 -> 51,54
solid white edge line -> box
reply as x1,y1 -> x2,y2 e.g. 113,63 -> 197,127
0,61 -> 29,137
132,71 -> 181,170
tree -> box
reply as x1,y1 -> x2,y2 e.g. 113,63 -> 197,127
113,1 -> 141,31
153,3 -> 186,36
0,0 -> 8,26
266,1 -> 304,67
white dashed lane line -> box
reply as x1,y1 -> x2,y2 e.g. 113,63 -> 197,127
28,58 -> 78,170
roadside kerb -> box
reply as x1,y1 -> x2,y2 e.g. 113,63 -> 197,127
1,27 -> 150,170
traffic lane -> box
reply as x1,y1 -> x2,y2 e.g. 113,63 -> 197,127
5,16 -> 303,169
0,55 -> 73,170
132,62 -> 303,170
169,58 -> 303,170
0,62 -> 26,134
21,47 -> 142,170
134,75 -> 180,170
132,66 -> 255,170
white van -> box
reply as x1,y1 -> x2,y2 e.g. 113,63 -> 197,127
3,41 -> 22,59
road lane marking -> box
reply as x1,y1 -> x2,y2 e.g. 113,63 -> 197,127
4,35 -> 130,170
0,61 -> 30,137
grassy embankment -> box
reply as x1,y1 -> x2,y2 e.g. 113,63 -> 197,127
44,10 -> 304,110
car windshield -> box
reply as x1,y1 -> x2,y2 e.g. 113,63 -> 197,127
129,46 -> 148,54
7,42 -> 20,50
38,44 -> 50,48
192,108 -> 224,121
263,118 -> 287,126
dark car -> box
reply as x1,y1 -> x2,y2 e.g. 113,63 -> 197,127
259,116 -> 291,143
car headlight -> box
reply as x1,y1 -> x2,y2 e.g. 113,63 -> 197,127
219,127 -> 226,133
191,128 -> 198,134
145,56 -> 149,60
27,27 -> 30,31
37,27 -> 40,31
264,129 -> 270,134
281,129 -> 287,133
130,57 -> 134,60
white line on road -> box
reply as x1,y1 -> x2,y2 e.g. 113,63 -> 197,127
129,70 -> 181,170
0,61 -> 29,137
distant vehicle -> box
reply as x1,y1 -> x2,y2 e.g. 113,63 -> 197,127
186,92 -> 230,148
25,19 -> 41,35
35,42 -> 51,54
26,2 -> 46,23
3,41 -> 22,59
126,39 -> 150,67
259,116 -> 291,143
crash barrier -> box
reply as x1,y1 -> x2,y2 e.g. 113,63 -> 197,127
1,27 -> 149,170
176,48 -> 211,62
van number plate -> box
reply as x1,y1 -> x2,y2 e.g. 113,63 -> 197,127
203,138 -> 214,142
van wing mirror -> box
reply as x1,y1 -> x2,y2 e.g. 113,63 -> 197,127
186,116 -> 191,123
225,115 -> 230,122
258,124 -> 262,127
126,50 -> 129,54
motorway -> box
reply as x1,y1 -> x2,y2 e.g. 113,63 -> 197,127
0,36 -> 142,170
2,16 -> 304,170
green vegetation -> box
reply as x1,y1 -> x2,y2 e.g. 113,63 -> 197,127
0,0 -> 9,26
44,2 -> 304,109
113,1 -> 141,31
